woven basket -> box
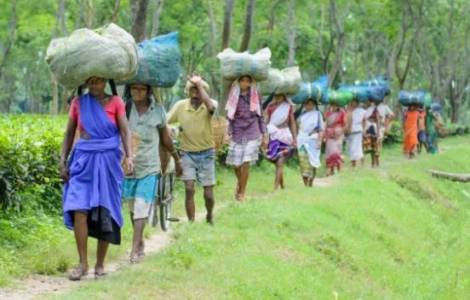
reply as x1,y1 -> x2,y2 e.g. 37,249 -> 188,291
212,116 -> 229,151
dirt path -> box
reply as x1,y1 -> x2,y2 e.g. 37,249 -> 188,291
0,177 -> 335,300
0,210 -> 197,300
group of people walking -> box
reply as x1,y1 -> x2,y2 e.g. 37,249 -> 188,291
59,73 -> 443,281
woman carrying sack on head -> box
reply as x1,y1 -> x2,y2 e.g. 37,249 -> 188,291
403,104 -> 422,158
296,98 -> 324,187
324,101 -> 346,176
346,98 -> 366,168
265,93 -> 297,190
121,84 -> 182,264
225,75 -> 267,201
60,77 -> 133,280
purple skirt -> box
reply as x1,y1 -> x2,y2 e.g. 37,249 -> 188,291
266,139 -> 294,162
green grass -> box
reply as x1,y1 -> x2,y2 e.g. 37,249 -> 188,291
39,136 -> 470,300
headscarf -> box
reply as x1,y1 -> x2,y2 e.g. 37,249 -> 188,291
225,78 -> 262,120
184,79 -> 210,96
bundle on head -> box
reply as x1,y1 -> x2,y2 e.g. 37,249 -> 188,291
46,23 -> 138,89
292,75 -> 329,105
119,32 -> 181,88
217,48 -> 271,82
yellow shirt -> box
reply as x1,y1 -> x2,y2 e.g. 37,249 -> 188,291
167,98 -> 218,152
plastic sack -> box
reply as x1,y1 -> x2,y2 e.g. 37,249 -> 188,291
292,75 -> 329,104
119,32 -> 181,88
338,85 -> 369,102
324,90 -> 353,107
356,76 -> 391,96
260,66 -> 302,95
217,48 -> 271,81
46,23 -> 138,89
423,92 -> 432,108
399,91 -> 425,107
357,76 -> 391,96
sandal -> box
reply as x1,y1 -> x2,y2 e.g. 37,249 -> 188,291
129,253 -> 141,264
94,268 -> 107,279
68,266 -> 88,281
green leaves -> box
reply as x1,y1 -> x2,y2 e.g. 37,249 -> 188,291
0,114 -> 65,212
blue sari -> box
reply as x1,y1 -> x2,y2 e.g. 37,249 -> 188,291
63,93 -> 124,244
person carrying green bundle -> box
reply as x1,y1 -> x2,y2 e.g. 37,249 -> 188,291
296,98 -> 324,186
121,83 -> 182,264
345,97 -> 366,168
225,75 -> 267,201
363,90 -> 394,167
265,92 -> 297,190
425,103 -> 444,154
324,99 -> 347,176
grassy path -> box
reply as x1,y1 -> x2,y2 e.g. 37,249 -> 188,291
2,136 -> 470,299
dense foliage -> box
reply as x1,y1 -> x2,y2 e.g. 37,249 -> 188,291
0,0 -> 468,123
0,115 -> 65,212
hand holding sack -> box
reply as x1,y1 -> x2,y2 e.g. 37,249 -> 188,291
46,23 -> 138,89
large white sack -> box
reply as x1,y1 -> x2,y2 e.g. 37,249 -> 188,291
46,23 -> 138,89
217,48 -> 271,82
260,66 -> 302,95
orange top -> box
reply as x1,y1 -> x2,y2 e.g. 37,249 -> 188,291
403,110 -> 420,153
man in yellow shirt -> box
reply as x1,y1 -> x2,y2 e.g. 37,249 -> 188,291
167,76 -> 218,224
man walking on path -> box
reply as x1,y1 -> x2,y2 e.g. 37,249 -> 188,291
167,75 -> 218,224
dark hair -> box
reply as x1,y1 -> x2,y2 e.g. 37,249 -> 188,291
262,91 -> 275,110
294,104 -> 304,119
77,79 -> 117,96
123,84 -> 152,119
238,75 -> 253,82
305,98 -> 318,107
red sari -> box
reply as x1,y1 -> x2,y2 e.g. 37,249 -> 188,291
325,109 -> 346,169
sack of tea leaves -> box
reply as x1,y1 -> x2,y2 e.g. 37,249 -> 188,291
323,90 -> 353,106
399,91 -> 425,107
46,23 -> 138,89
260,66 -> 302,95
217,48 -> 271,81
120,32 -> 181,88
292,75 -> 329,104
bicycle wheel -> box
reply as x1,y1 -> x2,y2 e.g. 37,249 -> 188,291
159,174 -> 171,231
159,198 -> 171,232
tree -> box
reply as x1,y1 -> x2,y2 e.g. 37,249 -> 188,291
239,0 -> 255,51
150,0 -> 164,37
221,0 -> 235,50
130,0 -> 150,42
327,0 -> 347,87
111,0 -> 121,23
286,0 -> 296,66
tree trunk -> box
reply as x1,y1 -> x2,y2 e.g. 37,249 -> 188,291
131,0 -> 150,42
239,0 -> 255,52
327,0 -> 346,87
83,0 -> 95,28
286,0 -> 297,66
207,0 -> 221,103
111,0 -> 121,23
221,0 -> 235,50
430,170 -> 470,183
267,1 -> 281,40
50,0 -> 67,115
150,0 -> 164,37
0,0 -> 17,82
